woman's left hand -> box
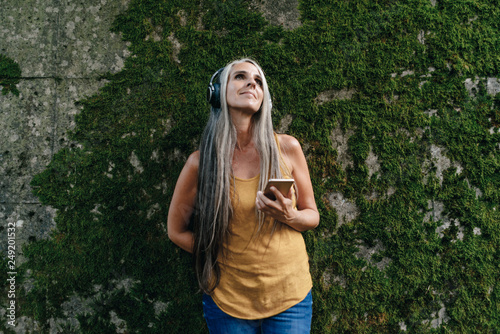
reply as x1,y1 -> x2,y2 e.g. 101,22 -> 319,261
255,187 -> 297,225
255,134 -> 319,232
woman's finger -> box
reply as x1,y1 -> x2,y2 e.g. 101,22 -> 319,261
256,191 -> 272,210
270,186 -> 287,203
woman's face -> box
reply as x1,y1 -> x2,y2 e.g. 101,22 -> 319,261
226,62 -> 264,114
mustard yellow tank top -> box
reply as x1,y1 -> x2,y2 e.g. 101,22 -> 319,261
211,138 -> 313,319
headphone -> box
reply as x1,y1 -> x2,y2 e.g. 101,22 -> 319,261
206,67 -> 224,108
206,66 -> 272,110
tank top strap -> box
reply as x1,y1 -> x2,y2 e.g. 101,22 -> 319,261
273,132 -> 292,178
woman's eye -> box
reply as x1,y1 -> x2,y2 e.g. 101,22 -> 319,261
256,79 -> 263,86
235,74 -> 244,79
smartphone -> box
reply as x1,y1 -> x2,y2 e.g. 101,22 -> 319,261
263,178 -> 294,200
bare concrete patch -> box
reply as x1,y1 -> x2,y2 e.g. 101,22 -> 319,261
129,151 -> 144,174
0,0 -> 131,78
401,70 -> 415,77
365,146 -> 380,179
464,77 -> 480,97
426,200 -> 465,242
252,0 -> 302,30
322,268 -> 346,289
355,239 -> 392,271
487,77 -> 500,96
167,33 -> 182,64
424,109 -> 438,117
145,25 -> 163,42
418,30 -> 426,44
51,278 -> 141,333
315,88 -> 356,105
330,125 -> 354,171
110,310 -> 128,333
153,300 -> 170,316
423,144 -> 462,185
0,204 -> 56,265
463,76 -> 499,97
327,192 -> 359,228
177,10 -> 188,27
422,303 -> 450,329
0,79 -> 56,203
59,0 -> 130,77
277,114 -> 293,133
54,78 -> 108,150
0,0 -> 59,77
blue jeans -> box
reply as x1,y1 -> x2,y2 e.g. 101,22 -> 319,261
202,290 -> 312,334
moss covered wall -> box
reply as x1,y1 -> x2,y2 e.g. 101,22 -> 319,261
2,0 -> 500,332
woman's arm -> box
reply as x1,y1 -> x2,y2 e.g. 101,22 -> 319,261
255,135 -> 319,232
167,151 -> 200,253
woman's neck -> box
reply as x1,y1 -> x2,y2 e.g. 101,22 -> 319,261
230,110 -> 254,150
230,109 -> 260,179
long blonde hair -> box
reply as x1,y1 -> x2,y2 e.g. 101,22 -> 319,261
192,58 -> 282,293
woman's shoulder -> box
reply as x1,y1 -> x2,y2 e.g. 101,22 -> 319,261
276,133 -> 302,155
276,134 -> 306,176
185,150 -> 200,171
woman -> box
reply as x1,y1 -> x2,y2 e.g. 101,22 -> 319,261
167,58 -> 319,333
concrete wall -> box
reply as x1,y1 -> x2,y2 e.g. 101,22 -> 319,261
1,0 -> 129,259
1,1 -> 129,331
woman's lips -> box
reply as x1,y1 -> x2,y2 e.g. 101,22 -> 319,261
241,91 -> 256,98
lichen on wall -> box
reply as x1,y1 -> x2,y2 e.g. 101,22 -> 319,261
2,0 -> 499,332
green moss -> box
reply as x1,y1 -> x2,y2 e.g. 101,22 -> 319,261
20,0 -> 500,332
0,54 -> 21,96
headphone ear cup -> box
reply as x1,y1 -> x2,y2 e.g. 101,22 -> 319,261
206,84 -> 214,106
211,82 -> 221,108
207,67 -> 224,109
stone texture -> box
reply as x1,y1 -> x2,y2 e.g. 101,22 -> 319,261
487,77 -> 500,96
253,0 -> 301,30
423,144 -> 462,185
422,303 -> 450,329
55,0 -> 130,78
321,267 -> 346,289
355,239 -> 392,271
0,203 -> 56,264
0,0 -> 129,207
365,145 -> 380,179
330,124 -> 354,171
315,88 -> 357,105
0,0 -> 60,77
464,77 -> 480,97
0,6 -> 130,331
277,114 -> 293,133
464,77 -> 500,97
0,0 -> 129,78
0,79 -> 56,203
53,78 -> 108,150
327,191 -> 359,228
0,78 -> 107,204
